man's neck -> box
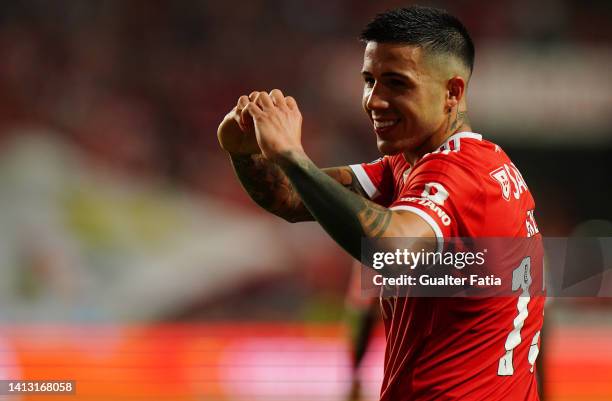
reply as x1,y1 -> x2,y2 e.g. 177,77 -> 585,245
403,120 -> 472,165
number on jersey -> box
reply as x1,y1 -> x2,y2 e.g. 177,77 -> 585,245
498,257 -> 540,376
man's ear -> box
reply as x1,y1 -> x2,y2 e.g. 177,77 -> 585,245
446,76 -> 466,112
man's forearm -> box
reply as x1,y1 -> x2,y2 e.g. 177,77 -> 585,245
276,151 -> 392,260
230,153 -> 312,222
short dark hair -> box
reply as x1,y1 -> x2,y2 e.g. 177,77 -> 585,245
360,6 -> 475,74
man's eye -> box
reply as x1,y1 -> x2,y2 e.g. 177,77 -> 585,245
364,78 -> 375,87
390,79 -> 406,88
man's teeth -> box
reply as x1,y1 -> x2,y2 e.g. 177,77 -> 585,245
374,120 -> 397,128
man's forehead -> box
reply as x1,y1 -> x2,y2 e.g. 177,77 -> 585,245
362,42 -> 424,72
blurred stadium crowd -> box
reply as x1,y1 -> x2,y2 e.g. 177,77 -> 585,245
0,0 -> 610,195
0,0 -> 610,318
0,1 -> 610,400
0,0 -> 611,317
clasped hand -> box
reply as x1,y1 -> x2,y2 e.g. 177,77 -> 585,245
217,89 -> 304,164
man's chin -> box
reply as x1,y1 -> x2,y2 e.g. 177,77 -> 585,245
376,139 -> 405,156
377,136 -> 428,157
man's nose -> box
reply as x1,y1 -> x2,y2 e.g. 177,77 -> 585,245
366,83 -> 389,110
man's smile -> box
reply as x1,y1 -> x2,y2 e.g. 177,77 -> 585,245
373,118 -> 401,135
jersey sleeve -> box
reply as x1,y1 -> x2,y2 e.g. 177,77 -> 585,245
349,156 -> 394,207
390,155 -> 484,250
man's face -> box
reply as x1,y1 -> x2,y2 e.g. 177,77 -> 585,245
361,42 -> 448,156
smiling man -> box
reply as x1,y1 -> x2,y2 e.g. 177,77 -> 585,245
218,6 -> 544,401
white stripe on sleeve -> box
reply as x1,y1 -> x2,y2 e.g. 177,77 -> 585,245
349,164 -> 380,199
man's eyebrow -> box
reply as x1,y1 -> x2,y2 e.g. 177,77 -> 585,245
381,72 -> 416,82
360,71 -> 416,83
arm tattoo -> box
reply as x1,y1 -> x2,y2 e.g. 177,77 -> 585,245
359,202 -> 392,238
278,152 -> 393,260
323,166 -> 368,198
230,154 -> 309,222
230,154 -> 367,223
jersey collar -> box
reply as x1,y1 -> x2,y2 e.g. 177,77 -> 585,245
443,131 -> 482,146
436,131 -> 482,152
404,131 -> 483,165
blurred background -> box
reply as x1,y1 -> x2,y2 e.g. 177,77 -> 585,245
0,0 -> 610,400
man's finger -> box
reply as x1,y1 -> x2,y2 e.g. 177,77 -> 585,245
255,92 -> 275,110
249,91 -> 261,102
244,101 -> 264,120
237,95 -> 249,111
269,89 -> 287,109
285,96 -> 298,110
237,96 -> 253,129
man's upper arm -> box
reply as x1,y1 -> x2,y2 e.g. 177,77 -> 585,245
383,210 -> 437,239
386,155 -> 484,251
371,210 -> 438,255
341,157 -> 436,243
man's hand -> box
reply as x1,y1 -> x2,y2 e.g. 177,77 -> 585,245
243,89 -> 304,163
217,95 -> 260,155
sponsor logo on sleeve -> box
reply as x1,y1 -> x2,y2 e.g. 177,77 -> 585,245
421,182 -> 449,206
399,196 -> 452,226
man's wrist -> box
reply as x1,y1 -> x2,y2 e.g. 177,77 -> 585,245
274,148 -> 309,170
229,152 -> 253,161
224,147 -> 261,157
230,152 -> 268,165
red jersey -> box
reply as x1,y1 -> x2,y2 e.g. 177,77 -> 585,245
350,132 -> 544,401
